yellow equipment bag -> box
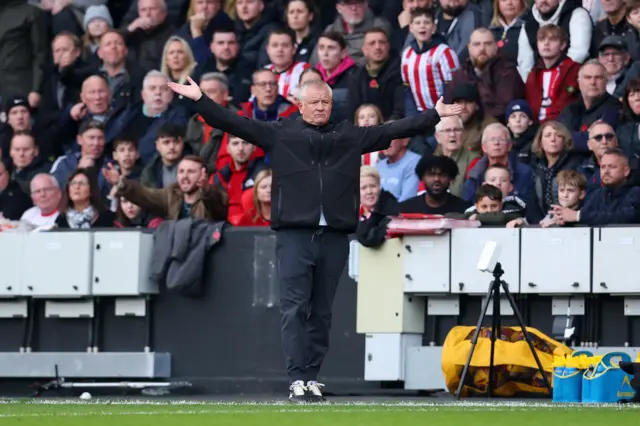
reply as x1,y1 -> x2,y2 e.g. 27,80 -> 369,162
442,326 -> 573,397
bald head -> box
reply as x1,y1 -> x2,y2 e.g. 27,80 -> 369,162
80,75 -> 111,115
296,80 -> 333,126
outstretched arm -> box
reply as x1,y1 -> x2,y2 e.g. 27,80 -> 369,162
168,77 -> 277,151
359,97 -> 463,154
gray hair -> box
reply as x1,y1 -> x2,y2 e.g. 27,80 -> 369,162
141,0 -> 167,11
297,79 -> 333,101
579,59 -> 608,80
31,173 -> 60,190
481,123 -> 511,144
143,69 -> 169,88
435,115 -> 464,133
201,72 -> 229,91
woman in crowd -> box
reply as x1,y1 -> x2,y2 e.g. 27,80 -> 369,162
355,104 -> 384,166
161,36 -> 198,85
359,166 -> 398,220
55,169 -> 114,229
237,169 -> 272,227
489,0 -> 527,64
615,77 -> 640,164
285,0 -> 319,63
81,5 -> 113,65
114,197 -> 163,229
530,121 -> 584,223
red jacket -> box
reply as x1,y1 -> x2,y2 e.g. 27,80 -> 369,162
525,56 -> 580,123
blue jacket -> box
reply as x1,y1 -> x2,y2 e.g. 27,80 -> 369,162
463,153 -> 534,206
50,152 -> 112,199
580,184 -> 640,226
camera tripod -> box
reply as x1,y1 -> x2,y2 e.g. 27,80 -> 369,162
454,262 -> 552,399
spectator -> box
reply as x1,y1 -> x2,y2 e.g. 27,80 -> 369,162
9,132 -> 52,195
348,28 -> 404,121
355,104 -> 384,165
120,0 -> 192,28
446,28 -> 524,123
0,160 -> 32,221
598,35 -> 640,99
530,120 -> 585,222
525,25 -> 581,123
20,173 -> 62,227
436,0 -> 485,61
0,96 -> 46,161
112,70 -> 188,163
591,0 -> 640,60
239,69 -> 299,120
234,0 -> 277,70
176,0 -> 233,47
489,0 -> 527,64
375,129 -> 421,202
463,123 -> 534,204
433,115 -> 480,197
616,77 -> 640,160
552,148 -> 640,225
265,29 -> 310,103
540,169 -> 587,227
505,99 -> 539,164
399,154 -> 471,214
141,124 -> 193,188
450,83 -> 498,153
578,120 -> 620,194
237,168 -> 272,226
82,5 -> 114,65
358,165 -> 399,219
285,0 -> 319,63
462,184 -> 526,227
465,164 -> 528,218
315,32 -> 358,123
390,0 -> 431,53
104,155 -> 229,220
312,0 -> 391,66
402,7 -> 459,117
518,0 -> 593,82
0,2 -> 47,107
111,137 -> 143,181
114,197 -> 163,228
124,0 -> 175,72
628,0 -> 640,39
161,36 -> 197,84
558,59 -> 622,151
55,168 -> 115,228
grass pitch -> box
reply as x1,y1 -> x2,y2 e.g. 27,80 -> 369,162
0,399 -> 639,425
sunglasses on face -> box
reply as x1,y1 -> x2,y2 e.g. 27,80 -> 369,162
591,132 -> 616,142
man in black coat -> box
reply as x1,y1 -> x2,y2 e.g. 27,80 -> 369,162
168,75 -> 462,403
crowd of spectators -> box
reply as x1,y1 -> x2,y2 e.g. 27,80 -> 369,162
1,0 -> 640,232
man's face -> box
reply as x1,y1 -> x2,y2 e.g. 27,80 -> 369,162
601,0 -> 624,14
78,128 -> 105,159
298,85 -> 333,126
267,34 -> 295,68
30,175 -> 61,213
482,128 -> 511,158
362,32 -> 389,63
468,31 -> 497,70
98,32 -> 128,66
383,137 -> 409,158
578,64 -> 607,99
600,153 -> 629,186
251,71 -> 278,107
535,0 -> 560,14
138,0 -> 167,26
537,35 -> 564,60
558,184 -> 584,208
211,32 -> 239,62
52,35 -> 80,67
10,135 -> 38,168
337,0 -> 367,26
435,117 -> 464,152
424,168 -> 451,197
113,142 -> 139,170
440,0 -> 469,16
456,100 -> 478,123
141,76 -> 172,112
403,0 -> 430,12
476,195 -> 502,213
156,136 -> 183,163
236,0 -> 263,22
507,111 -> 532,136
409,15 -> 435,44
587,123 -> 618,158
7,106 -> 31,131
228,136 -> 255,165
317,37 -> 344,71
80,77 -> 111,115
200,79 -> 228,104
598,47 -> 628,76
177,159 -> 204,194
194,0 -> 222,21
484,168 -> 512,197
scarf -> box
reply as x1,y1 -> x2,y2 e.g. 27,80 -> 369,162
66,206 -> 96,229
316,56 -> 357,86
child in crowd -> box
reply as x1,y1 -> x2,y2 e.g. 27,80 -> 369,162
355,104 -> 384,166
505,100 -> 538,164
112,138 -> 142,180
465,184 -> 526,228
465,164 -> 528,219
540,170 -> 587,227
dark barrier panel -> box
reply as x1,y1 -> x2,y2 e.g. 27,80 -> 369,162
0,228 -> 638,395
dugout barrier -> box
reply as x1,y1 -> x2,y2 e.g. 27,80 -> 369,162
0,227 -> 638,395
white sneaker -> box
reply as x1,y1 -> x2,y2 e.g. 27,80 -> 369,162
306,381 -> 326,402
289,380 -> 307,403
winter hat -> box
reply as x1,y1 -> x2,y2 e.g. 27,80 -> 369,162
84,5 -> 114,31
451,83 -> 480,104
505,99 -> 533,122
4,96 -> 30,114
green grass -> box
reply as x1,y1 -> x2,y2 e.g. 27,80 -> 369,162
0,399 -> 639,425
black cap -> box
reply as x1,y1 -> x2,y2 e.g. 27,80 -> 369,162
451,83 -> 480,104
78,118 -> 106,134
599,35 -> 628,52
3,96 -> 30,114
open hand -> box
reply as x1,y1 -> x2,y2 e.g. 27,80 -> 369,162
167,76 -> 203,101
435,97 -> 463,118
102,163 -> 121,185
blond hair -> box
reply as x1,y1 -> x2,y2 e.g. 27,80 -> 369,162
557,170 -> 587,191
354,104 -> 383,126
252,169 -> 273,223
160,36 -> 197,84
531,121 -> 574,158
490,0 -> 527,27
360,165 -> 380,184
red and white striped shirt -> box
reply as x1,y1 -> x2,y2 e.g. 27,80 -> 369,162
402,44 -> 459,112
266,62 -> 310,100
362,151 -> 382,166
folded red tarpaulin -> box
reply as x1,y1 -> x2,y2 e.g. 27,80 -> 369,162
386,215 -> 481,238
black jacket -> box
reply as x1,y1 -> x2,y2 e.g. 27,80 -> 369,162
0,178 -> 31,220
191,95 -> 440,232
579,184 -> 640,226
347,55 -> 404,121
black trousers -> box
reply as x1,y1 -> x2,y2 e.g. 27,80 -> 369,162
276,227 -> 349,384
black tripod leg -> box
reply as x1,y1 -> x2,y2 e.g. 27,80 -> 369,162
489,283 -> 501,397
501,283 -> 552,394
455,281 -> 495,399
